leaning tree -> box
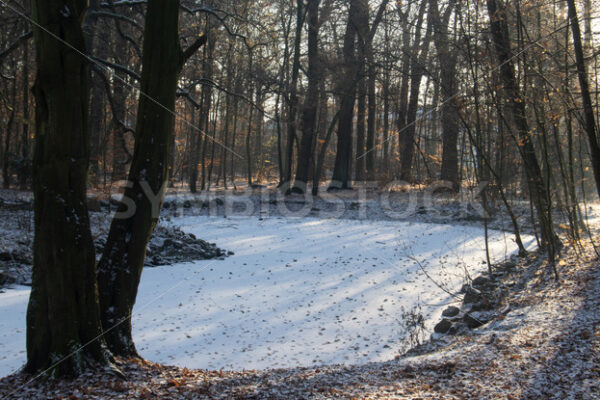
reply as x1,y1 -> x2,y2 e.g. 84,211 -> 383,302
96,0 -> 207,357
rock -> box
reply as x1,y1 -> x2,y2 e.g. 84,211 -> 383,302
0,270 -> 16,287
442,306 -> 460,318
434,318 -> 452,334
472,275 -> 491,288
448,322 -> 467,335
463,311 -> 495,329
498,260 -> 517,271
0,270 -> 7,286
471,298 -> 494,311
463,287 -> 482,304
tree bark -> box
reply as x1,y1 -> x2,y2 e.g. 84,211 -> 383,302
330,0 -> 360,190
400,1 -> 430,182
566,0 -> 600,201
486,0 -> 560,259
84,0 -> 105,183
97,0 -> 206,357
293,0 -> 320,192
430,0 -> 460,190
283,0 -> 304,186
26,0 -> 110,376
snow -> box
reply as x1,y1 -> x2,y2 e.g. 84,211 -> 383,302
0,287 -> 29,376
0,216 -> 534,377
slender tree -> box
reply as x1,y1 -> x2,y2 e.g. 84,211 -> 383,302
566,0 -> 600,201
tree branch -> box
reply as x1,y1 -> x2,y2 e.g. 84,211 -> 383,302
0,31 -> 32,62
181,33 -> 208,64
90,56 -> 141,81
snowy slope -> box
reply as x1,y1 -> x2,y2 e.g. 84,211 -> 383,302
0,216 -> 534,376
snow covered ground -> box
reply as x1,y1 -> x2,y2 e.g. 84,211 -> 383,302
0,216 -> 534,377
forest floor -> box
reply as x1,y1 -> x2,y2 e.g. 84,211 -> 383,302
0,186 -> 599,398
0,239 -> 598,399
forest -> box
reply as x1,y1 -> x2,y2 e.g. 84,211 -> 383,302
0,0 -> 599,398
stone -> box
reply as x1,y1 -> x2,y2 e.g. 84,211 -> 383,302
471,298 -> 494,311
463,287 -> 482,304
472,275 -> 491,288
434,318 -> 452,334
442,306 -> 460,318
0,270 -> 16,287
448,322 -> 467,335
499,260 -> 517,270
463,311 -> 495,329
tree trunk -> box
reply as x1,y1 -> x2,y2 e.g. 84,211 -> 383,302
355,77 -> 367,181
566,0 -> 600,201
330,0 -> 360,190
84,0 -> 104,184
430,0 -> 460,190
110,31 -> 129,182
365,49 -> 377,181
2,65 -> 16,189
19,43 -> 31,189
486,0 -> 560,259
97,0 -> 206,357
293,0 -> 320,193
26,0 -> 110,376
400,1 -> 430,182
283,0 -> 304,185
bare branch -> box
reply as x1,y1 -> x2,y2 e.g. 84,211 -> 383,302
181,33 -> 207,64
90,56 -> 141,81
0,30 -> 31,62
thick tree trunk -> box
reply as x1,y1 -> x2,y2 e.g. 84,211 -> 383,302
330,0 -> 360,190
26,0 -> 110,376
430,0 -> 460,190
486,0 -> 560,259
293,0 -> 320,192
97,0 -> 205,357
